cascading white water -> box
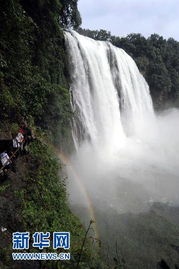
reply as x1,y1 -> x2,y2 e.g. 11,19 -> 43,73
65,31 -> 155,152
65,31 -> 179,216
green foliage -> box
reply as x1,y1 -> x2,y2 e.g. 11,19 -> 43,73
0,184 -> 10,193
0,0 -> 76,147
0,1 -> 103,268
78,28 -> 111,41
20,140 -> 76,234
60,0 -> 82,28
0,0 -> 82,122
0,139 -> 102,268
20,0 -> 81,30
12,140 -> 102,268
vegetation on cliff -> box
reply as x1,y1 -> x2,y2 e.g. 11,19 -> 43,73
0,0 -> 81,146
0,139 -> 102,269
0,1 -> 102,268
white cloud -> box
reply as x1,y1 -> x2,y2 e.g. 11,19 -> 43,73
78,0 -> 179,40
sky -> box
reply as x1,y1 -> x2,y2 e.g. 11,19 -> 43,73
78,0 -> 179,41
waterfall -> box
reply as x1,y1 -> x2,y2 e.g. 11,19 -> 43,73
64,30 -> 179,219
65,31 -> 155,153
64,30 -> 179,268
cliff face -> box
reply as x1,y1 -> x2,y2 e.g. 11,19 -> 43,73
0,1 -> 101,268
0,0 -> 74,148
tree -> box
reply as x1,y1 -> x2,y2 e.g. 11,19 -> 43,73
60,0 -> 82,28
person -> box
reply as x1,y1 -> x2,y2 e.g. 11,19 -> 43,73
20,121 -> 33,141
0,150 -> 16,179
19,121 -> 33,152
0,151 -> 11,172
12,132 -> 24,155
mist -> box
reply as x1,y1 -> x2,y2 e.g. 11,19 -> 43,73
67,108 -> 179,217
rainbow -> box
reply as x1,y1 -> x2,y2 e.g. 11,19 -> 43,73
56,150 -> 99,241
